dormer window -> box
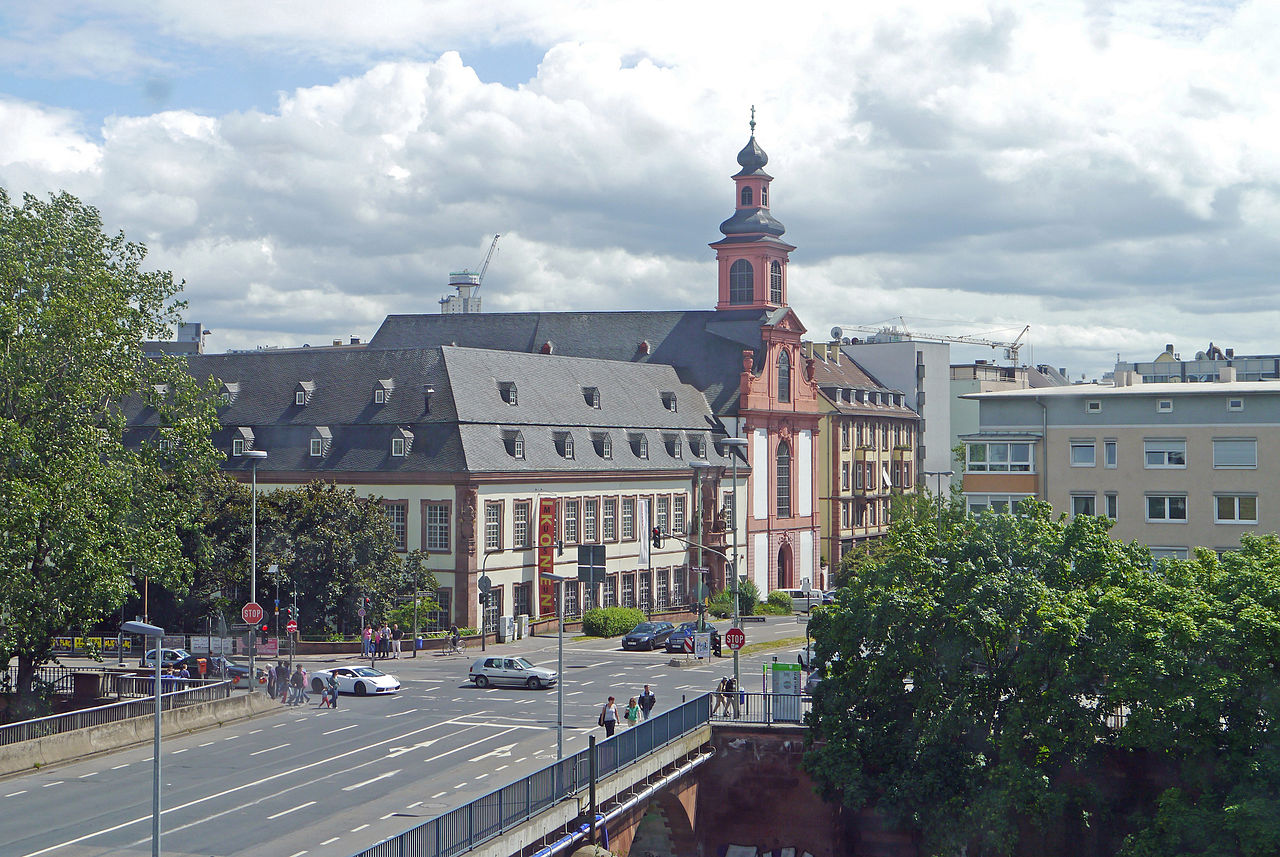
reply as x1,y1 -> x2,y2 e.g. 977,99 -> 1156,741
499,382 -> 518,406
583,387 -> 601,409
555,431 -> 575,459
220,381 -> 239,405
232,426 -> 254,456
374,379 -> 394,405
660,392 -> 677,412
593,432 -> 613,459
503,430 -> 525,459
665,433 -> 682,459
391,427 -> 413,457
310,426 -> 332,457
232,438 -> 244,456
630,433 -> 649,459
690,434 -> 706,458
294,381 -> 315,406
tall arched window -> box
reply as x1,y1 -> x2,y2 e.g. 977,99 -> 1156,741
776,440 -> 792,518
777,349 -> 791,402
740,186 -> 753,206
770,261 -> 783,304
761,185 -> 769,206
729,259 -> 754,304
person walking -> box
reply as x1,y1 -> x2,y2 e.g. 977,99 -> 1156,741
624,697 -> 641,729
288,665 -> 304,705
380,623 -> 392,659
326,673 -> 339,709
598,696 -> 619,737
391,624 -> 403,658
265,663 -> 276,699
638,685 -> 656,720
362,625 -> 373,657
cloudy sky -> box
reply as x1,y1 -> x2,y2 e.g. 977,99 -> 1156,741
1,1 -> 1274,377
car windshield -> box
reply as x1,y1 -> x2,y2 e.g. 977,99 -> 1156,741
679,623 -> 697,632
514,658 -> 536,670
631,624 -> 657,633
353,668 -> 384,677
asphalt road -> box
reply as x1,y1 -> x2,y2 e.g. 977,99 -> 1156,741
2,615 -> 812,857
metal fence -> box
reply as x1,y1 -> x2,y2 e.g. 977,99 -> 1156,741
709,691 -> 813,725
0,680 -> 232,746
351,693 -> 712,857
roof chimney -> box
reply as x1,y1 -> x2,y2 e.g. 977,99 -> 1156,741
1165,343 -> 1174,354
350,336 -> 360,345
1219,366 -> 1237,383
1226,348 -> 1235,358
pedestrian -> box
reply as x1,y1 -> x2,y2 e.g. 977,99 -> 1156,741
624,697 -> 640,729
266,663 -> 276,699
326,674 -> 339,709
379,623 -> 391,659
639,685 -> 656,720
391,624 -> 403,658
362,625 -> 373,657
289,665 -> 306,705
712,677 -> 728,715
279,661 -> 290,704
598,696 -> 619,737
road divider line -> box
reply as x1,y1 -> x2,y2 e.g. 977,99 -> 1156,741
431,791 -> 447,799
268,801 -> 316,820
287,851 -> 308,857
5,790 -> 27,797
78,772 -> 99,778
423,728 -> 518,765
249,743 -> 290,756
386,708 -> 419,718
407,801 -> 423,808
322,724 -> 359,735
351,824 -> 370,832
171,748 -> 188,755
41,782 -> 62,788
111,764 -> 129,770
343,769 -> 401,791
321,837 -> 339,846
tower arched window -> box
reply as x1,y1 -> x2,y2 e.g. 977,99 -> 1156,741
741,186 -> 753,206
729,259 -> 754,304
776,440 -> 792,518
761,185 -> 768,206
777,349 -> 791,403
770,261 -> 783,304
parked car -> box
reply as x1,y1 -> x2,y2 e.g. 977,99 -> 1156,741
309,666 -> 400,696
621,621 -> 676,651
665,622 -> 722,655
469,656 -> 558,689
203,656 -> 250,681
139,648 -> 193,669
774,588 -> 823,613
804,671 -> 824,695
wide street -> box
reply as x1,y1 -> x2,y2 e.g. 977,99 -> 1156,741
1,616 -> 812,857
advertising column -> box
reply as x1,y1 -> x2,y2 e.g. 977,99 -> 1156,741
538,498 -> 557,619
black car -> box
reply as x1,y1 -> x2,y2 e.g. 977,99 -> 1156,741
665,622 -> 722,656
621,621 -> 676,651
185,654 -> 250,681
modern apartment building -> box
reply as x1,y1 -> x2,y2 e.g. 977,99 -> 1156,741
950,361 -> 1069,487
806,342 -> 920,565
961,369 -> 1278,558
1115,342 -> 1280,383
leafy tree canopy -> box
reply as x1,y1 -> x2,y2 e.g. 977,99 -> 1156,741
805,495 -> 1280,857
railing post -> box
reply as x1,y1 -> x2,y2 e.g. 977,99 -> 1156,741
588,735 -> 598,847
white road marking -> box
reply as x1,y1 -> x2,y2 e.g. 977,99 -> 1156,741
653,674 -> 668,678
580,680 -> 594,686
78,772 -> 99,778
609,673 -> 626,677
223,735 -> 239,740
587,661 -> 611,668
515,756 -> 528,763
453,783 -> 467,789
321,837 -> 340,845
111,764 -> 129,770
386,708 -> 418,718
322,724 -> 358,735
249,729 -> 263,734
273,722 -> 287,728
6,790 -> 27,797
431,791 -> 447,799
567,690 -> 584,695
385,736 -> 445,758
42,782 -> 62,788
380,812 -> 396,820
171,748 -> 188,755
249,743 -> 290,756
268,801 -> 316,819
407,801 -> 423,808
476,773 -> 489,779
423,728 -> 518,764
199,741 -> 215,747
495,765 -> 509,771
287,851 -> 308,857
351,824 -> 370,832
342,769 -> 401,791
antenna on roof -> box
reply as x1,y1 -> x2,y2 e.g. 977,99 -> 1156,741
440,234 -> 501,314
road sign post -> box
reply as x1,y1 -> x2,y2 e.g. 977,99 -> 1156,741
241,602 -> 263,625
286,619 -> 298,634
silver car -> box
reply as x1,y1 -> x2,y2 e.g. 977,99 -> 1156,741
469,656 -> 558,689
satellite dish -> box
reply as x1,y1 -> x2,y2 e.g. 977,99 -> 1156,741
830,326 -> 843,340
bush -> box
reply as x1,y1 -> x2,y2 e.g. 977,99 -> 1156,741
582,607 -> 647,637
767,590 -> 793,610
738,578 -> 761,615
706,591 -> 733,619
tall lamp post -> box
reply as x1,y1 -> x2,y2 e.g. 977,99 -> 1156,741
244,450 -> 268,690
922,469 -> 954,536
122,620 -> 165,857
690,461 -> 714,632
718,437 -> 749,700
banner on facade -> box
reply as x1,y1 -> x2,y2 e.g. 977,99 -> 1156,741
538,498 -> 557,616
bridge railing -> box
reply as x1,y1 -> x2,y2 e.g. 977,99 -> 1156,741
709,691 -> 813,725
352,693 -> 712,857
0,681 -> 232,746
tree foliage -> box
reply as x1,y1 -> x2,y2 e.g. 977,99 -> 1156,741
804,495 -> 1280,856
0,189 -> 221,715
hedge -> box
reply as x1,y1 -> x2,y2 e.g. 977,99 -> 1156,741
582,607 -> 648,637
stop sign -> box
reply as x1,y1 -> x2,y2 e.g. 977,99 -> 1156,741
286,619 -> 298,634
241,602 -> 264,625
725,627 -> 746,651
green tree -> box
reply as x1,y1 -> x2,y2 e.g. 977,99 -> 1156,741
0,189 -> 221,716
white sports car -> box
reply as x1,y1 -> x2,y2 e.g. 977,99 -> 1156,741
309,666 -> 400,696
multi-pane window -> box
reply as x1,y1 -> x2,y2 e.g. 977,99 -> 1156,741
841,422 -> 850,450
729,259 -> 753,304
770,260 -> 782,304
841,462 -> 850,491
310,438 -> 323,457
564,499 -> 580,544
656,496 -> 670,536
232,438 -> 245,456
385,503 -> 407,551
564,582 -> 580,617
426,503 -> 450,551
622,574 -> 635,608
966,442 -> 1033,472
513,501 -> 531,549
776,441 -> 792,518
777,350 -> 791,403
1071,494 -> 1096,517
1069,441 -> 1096,467
484,501 -> 502,551
604,576 -> 618,607
584,498 -> 598,543
656,569 -> 669,608
1104,440 -> 1117,468
639,572 -> 651,610
671,570 -> 685,605
1216,495 -> 1258,524
513,582 -> 530,618
1213,438 -> 1257,469
391,437 -> 406,457
722,490 -> 734,523
1147,495 -> 1188,522
672,495 -> 686,535
603,498 -> 617,541
1144,439 -> 1186,468
1105,493 -> 1118,520
622,498 -> 635,540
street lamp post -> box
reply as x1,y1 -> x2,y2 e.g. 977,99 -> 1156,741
123,620 -> 165,857
718,437 -> 749,700
244,450 -> 268,690
690,461 -> 713,632
922,469 -> 955,536
543,572 -> 571,761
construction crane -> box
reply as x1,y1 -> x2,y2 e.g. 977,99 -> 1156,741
830,321 -> 1031,365
440,234 -> 501,314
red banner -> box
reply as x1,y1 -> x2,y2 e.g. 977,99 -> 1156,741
538,498 -> 557,616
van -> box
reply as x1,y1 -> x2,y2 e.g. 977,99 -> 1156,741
774,588 -> 822,613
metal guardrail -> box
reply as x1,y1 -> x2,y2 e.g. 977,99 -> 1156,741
709,691 -> 812,725
351,693 -> 712,857
0,681 -> 232,746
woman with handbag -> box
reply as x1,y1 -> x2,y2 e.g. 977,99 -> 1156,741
598,696 -> 619,737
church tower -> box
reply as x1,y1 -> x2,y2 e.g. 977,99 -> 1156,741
711,110 -> 796,311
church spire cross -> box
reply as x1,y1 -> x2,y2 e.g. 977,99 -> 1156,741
749,105 -> 756,136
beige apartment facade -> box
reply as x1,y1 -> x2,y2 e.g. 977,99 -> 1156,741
962,372 -> 1280,558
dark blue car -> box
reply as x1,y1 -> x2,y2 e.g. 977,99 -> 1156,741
621,621 -> 676,651
665,622 -> 721,655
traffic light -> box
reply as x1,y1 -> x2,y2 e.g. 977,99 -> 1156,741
362,596 -> 372,612
258,623 -> 269,643
286,605 -> 296,621
651,526 -> 663,548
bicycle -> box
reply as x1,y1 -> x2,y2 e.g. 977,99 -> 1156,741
446,638 -> 467,656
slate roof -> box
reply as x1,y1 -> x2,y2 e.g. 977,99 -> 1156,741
367,309 -> 776,417
809,348 -> 920,420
